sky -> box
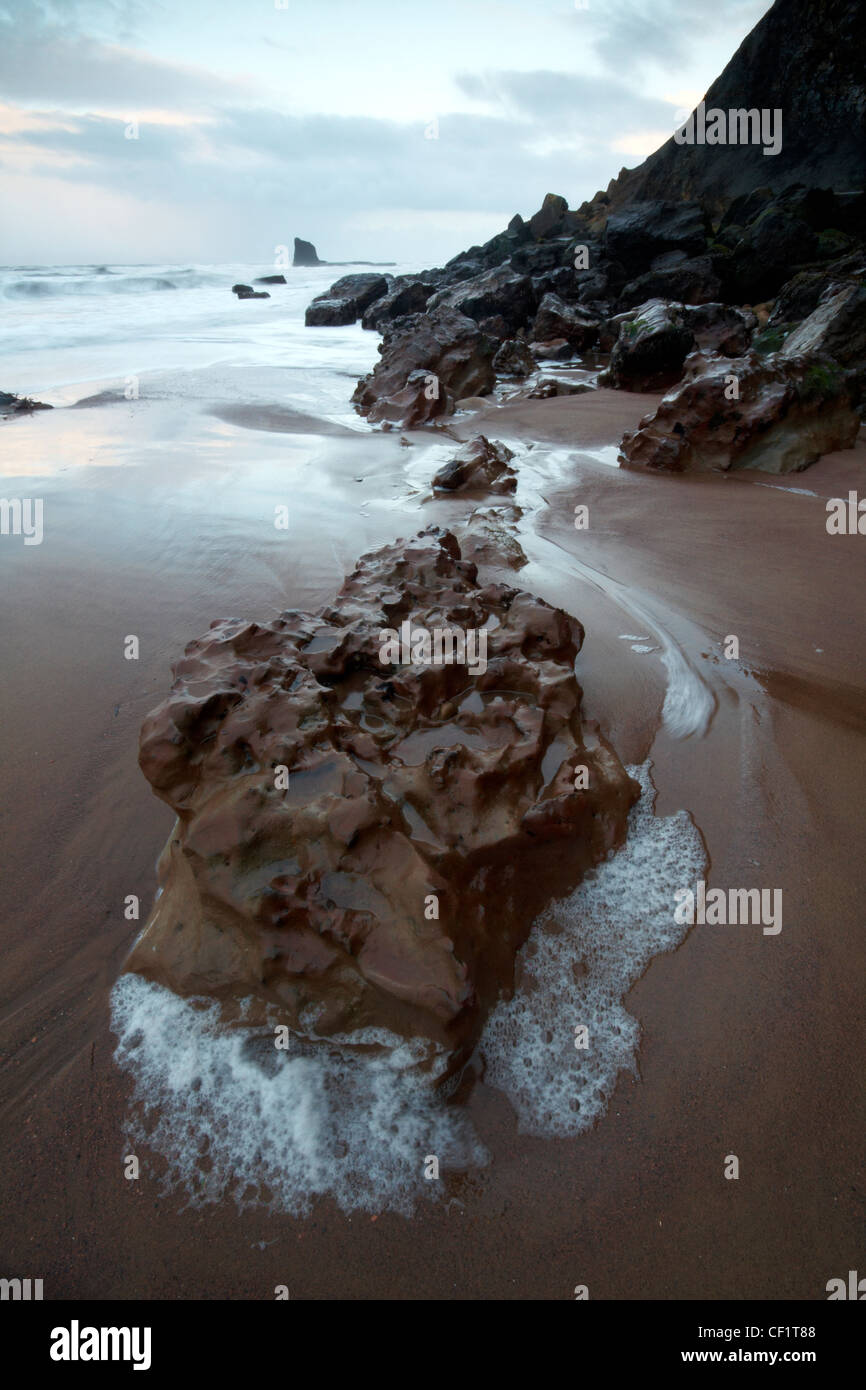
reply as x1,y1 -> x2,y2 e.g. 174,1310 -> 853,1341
0,0 -> 775,266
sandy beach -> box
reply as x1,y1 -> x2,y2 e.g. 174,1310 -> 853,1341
2,375 -> 863,1299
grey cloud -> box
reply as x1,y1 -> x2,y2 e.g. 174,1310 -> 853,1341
0,0 -> 242,105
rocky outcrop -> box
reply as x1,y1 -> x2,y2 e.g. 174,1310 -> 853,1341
427,264 -> 537,334
305,274 -> 389,326
0,390 -> 52,416
293,237 -> 322,267
352,308 -> 496,425
620,350 -> 861,472
127,527 -> 638,1066
533,294 -> 599,349
780,282 -> 866,365
599,300 -> 695,391
305,298 -> 357,326
492,338 -> 536,377
362,278 -> 435,330
618,255 -> 721,310
604,202 -> 710,278
598,0 -> 866,219
256,275 -> 287,285
431,436 -> 516,493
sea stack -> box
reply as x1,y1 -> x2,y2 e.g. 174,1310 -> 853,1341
293,237 -> 322,266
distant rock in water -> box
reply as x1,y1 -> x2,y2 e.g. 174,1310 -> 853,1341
0,390 -> 52,416
231,283 -> 270,300
255,274 -> 287,285
126,527 -> 637,1069
293,237 -> 322,267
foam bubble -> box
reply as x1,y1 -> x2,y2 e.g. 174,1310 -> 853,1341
479,762 -> 707,1136
110,975 -> 487,1216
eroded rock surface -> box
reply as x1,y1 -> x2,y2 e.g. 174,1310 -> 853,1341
352,308 -> 496,425
620,349 -> 861,473
431,435 -> 516,493
128,528 -> 638,1068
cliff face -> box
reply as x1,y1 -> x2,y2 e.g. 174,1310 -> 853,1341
600,0 -> 866,218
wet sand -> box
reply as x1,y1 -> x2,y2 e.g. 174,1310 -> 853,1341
1,385 -> 864,1298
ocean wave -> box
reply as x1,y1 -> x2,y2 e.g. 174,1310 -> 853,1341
3,275 -> 182,299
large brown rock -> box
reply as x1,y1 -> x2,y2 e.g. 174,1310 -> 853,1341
352,308 -> 496,425
127,528 -> 638,1068
431,435 -> 516,493
620,349 -> 861,473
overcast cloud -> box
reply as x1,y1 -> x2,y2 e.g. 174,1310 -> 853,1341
0,0 -> 774,265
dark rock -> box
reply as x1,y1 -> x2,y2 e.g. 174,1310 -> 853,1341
529,193 -> 570,240
600,1 -> 866,219
362,278 -> 435,330
620,349 -> 861,473
534,294 -> 599,349
492,339 -> 537,377
293,237 -> 321,267
427,264 -> 537,333
604,201 -> 709,277
780,282 -> 866,365
682,302 -> 756,355
0,390 -> 52,416
352,308 -> 497,426
305,297 -> 357,326
314,273 -> 388,317
431,435 -> 516,493
726,207 -> 819,302
600,300 -> 695,390
618,255 -> 721,309
256,274 -> 287,284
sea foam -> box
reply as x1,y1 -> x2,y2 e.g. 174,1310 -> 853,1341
480,762 -> 707,1135
111,762 -> 705,1209
110,977 -> 487,1216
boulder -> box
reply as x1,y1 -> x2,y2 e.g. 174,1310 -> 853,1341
127,527 -> 638,1064
604,201 -> 709,277
293,237 -> 322,266
314,273 -> 388,317
620,349 -> 861,473
427,263 -> 537,334
492,338 -> 537,377
362,278 -> 435,331
682,302 -> 756,356
780,282 -> 866,366
256,274 -> 287,285
618,255 -> 721,309
533,293 -> 599,349
431,436 -> 516,493
529,193 -> 570,240
600,300 -> 695,391
305,297 -> 356,326
726,206 -> 820,302
353,309 -> 497,425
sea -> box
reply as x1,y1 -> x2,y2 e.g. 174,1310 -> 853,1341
0,261 -> 419,422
